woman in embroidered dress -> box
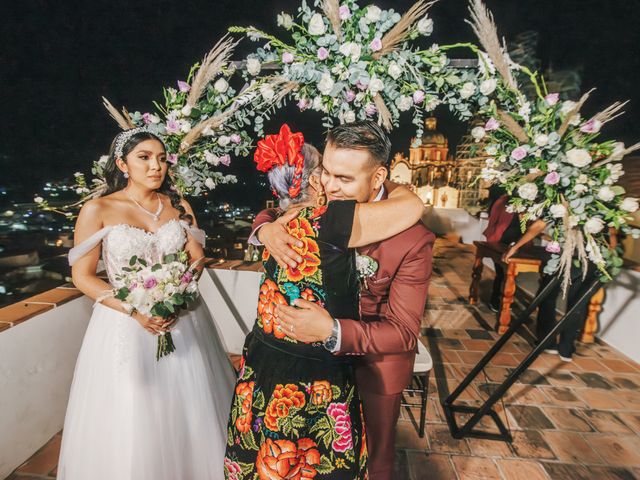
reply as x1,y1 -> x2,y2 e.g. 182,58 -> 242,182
58,128 -> 235,479
223,124 -> 423,479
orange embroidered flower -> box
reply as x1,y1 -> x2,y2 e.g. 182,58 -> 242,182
285,218 -> 321,282
234,381 -> 255,433
257,279 -> 288,339
310,380 -> 332,405
256,438 -> 321,480
262,248 -> 271,262
264,384 -> 306,431
310,205 -> 328,219
300,288 -> 317,302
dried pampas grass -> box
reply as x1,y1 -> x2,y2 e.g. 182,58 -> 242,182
373,0 -> 436,59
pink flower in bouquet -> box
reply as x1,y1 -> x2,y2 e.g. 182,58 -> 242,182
511,146 -> 528,161
544,172 -> 560,185
545,93 -> 560,106
339,5 -> 351,19
545,241 -> 561,254
143,277 -> 158,289
230,133 -> 242,144
317,47 -> 329,61
413,90 -> 425,104
327,402 -> 353,452
167,153 -> 178,165
344,90 -> 356,103
166,119 -> 181,135
181,272 -> 193,284
485,118 -> 500,131
369,37 -> 382,52
219,154 -> 231,166
177,80 -> 191,92
282,52 -> 294,64
364,103 -> 377,116
580,118 -> 602,134
297,98 -> 310,110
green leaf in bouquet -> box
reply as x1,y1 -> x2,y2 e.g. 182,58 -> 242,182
164,300 -> 176,313
151,263 -> 162,272
129,255 -> 138,266
115,287 -> 130,300
138,258 -> 147,267
611,186 -> 626,196
151,303 -> 170,317
164,253 -> 176,263
172,293 -> 185,306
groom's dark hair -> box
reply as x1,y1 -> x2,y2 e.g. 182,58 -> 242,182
326,120 -> 391,167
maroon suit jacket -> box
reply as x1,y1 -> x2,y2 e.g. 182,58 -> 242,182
252,202 -> 435,396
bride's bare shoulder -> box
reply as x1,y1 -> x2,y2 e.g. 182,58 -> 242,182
78,193 -> 125,219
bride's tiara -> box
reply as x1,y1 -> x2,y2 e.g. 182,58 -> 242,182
114,126 -> 166,159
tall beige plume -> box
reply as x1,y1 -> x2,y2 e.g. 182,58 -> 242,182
373,0 -> 436,59
373,94 -> 393,130
187,34 -> 239,107
497,109 -> 529,143
557,88 -> 594,137
467,0 -> 518,92
593,100 -> 628,125
102,97 -> 135,130
322,0 -> 342,42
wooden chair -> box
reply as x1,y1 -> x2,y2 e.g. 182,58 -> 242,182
401,339 -> 433,438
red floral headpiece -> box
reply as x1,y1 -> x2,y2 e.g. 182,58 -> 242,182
254,124 -> 305,198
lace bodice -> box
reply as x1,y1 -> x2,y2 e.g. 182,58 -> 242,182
68,219 -> 205,288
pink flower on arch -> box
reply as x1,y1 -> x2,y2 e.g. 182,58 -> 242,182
317,47 -> 329,61
545,93 -> 560,106
344,90 -> 356,103
369,37 -> 382,52
143,277 -> 158,289
545,241 -> 561,254
177,80 -> 191,93
510,146 -> 528,161
485,118 -> 500,131
544,171 -> 560,185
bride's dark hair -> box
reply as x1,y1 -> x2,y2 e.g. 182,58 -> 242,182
102,130 -> 193,225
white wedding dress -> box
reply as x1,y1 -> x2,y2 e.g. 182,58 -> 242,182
58,219 -> 235,480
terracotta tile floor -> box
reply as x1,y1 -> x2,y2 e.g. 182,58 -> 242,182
8,239 -> 640,479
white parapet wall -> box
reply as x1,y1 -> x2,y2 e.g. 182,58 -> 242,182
0,297 -> 93,479
422,206 -> 488,244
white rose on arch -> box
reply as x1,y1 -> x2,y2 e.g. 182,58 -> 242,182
214,78 -> 229,93
597,186 -> 616,202
260,84 -> 275,101
459,82 -> 476,99
387,62 -> 402,80
565,148 -> 592,168
471,126 -> 486,141
368,77 -> 384,95
308,13 -> 327,35
246,58 -> 261,76
479,78 -> 497,96
343,110 -> 356,123
339,42 -> 361,61
366,5 -> 382,22
396,96 -> 413,112
550,204 -> 567,218
584,217 -> 605,234
317,73 -> 335,95
517,182 -> 538,201
417,16 -> 434,36
621,197 -> 639,213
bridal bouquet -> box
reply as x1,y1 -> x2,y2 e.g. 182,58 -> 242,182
114,251 -> 202,360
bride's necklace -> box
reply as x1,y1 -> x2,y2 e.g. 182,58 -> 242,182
125,189 -> 164,222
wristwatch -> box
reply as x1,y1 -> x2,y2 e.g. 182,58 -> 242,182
323,318 -> 340,352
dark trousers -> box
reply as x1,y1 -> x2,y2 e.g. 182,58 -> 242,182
536,263 -> 596,358
491,264 -> 506,307
361,390 -> 402,480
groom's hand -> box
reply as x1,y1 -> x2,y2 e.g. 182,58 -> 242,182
258,209 -> 303,269
276,299 -> 334,343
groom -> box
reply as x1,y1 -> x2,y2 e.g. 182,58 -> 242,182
251,121 -> 434,480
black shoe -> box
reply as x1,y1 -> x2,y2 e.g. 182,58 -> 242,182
489,299 -> 500,313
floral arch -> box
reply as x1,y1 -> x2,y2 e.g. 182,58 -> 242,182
42,0 -> 640,287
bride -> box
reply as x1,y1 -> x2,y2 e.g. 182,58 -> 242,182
57,127 -> 235,479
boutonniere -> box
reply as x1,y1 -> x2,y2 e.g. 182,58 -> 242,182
356,253 -> 378,290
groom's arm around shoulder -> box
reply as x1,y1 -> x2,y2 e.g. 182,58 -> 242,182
338,223 -> 435,355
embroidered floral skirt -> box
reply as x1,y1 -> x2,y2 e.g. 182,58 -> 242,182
224,328 -> 368,479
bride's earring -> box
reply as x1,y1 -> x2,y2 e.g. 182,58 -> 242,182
123,172 -> 129,179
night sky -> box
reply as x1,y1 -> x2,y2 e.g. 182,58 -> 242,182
3,0 -> 639,208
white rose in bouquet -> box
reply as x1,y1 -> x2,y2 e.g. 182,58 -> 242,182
517,182 -> 538,201
584,217 -> 605,234
565,148 -> 592,168
597,186 -> 616,202
621,197 -> 639,213
550,204 -> 567,218
317,73 -> 335,95
308,13 -> 327,35
214,78 -> 229,93
479,78 -> 497,96
246,58 -> 261,76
